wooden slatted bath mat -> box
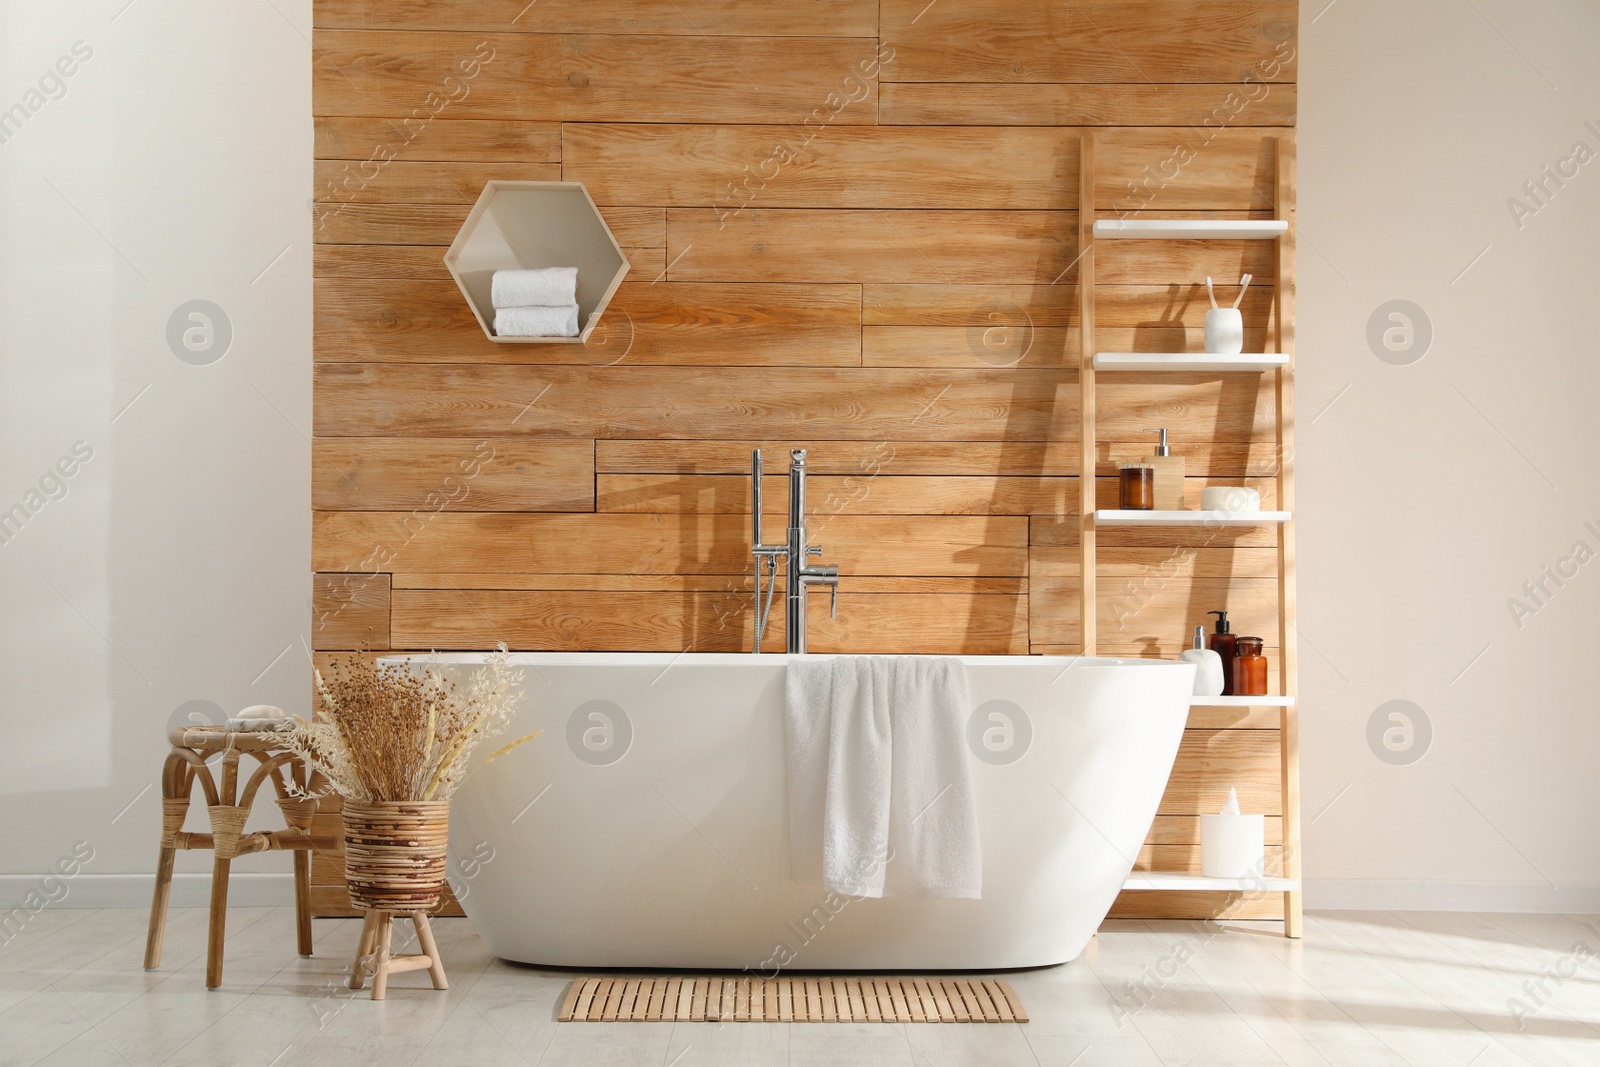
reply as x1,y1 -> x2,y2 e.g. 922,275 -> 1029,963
558,975 -> 1027,1023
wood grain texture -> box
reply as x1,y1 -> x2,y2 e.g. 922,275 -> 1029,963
667,208 -> 1078,284
392,573 -> 1027,594
314,160 -> 556,203
316,278 -> 863,365
390,589 -> 1028,653
313,363 -> 1080,441
314,203 -> 468,245
596,439 -> 1283,479
1032,575 -> 1284,660
317,244 -> 453,279
860,324 -> 1275,368
569,125 -> 1280,211
881,0 -> 1297,84
316,364 -> 1276,450
1275,134 -> 1303,938
863,283 -> 1271,327
1032,516 -> 1282,548
564,124 -> 1079,209
315,117 -> 560,162
1148,815 -> 1283,845
1075,131 -> 1100,652
313,572 -> 391,650
599,439 -> 1080,475
672,209 -> 1276,284
1031,545 -> 1281,579
312,0 -> 880,37
313,438 -> 594,511
314,31 -> 886,124
880,82 -> 1297,127
598,474 -> 1075,516
1161,729 -> 1283,815
1108,890 -> 1282,921
1135,843 -> 1285,873
314,512 -> 1029,576
620,247 -> 667,279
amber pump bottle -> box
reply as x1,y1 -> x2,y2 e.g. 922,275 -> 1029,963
1207,610 -> 1237,695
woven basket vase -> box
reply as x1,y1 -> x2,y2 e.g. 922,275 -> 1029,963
342,801 -> 450,911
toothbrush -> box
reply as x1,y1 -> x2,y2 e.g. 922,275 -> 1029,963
1231,273 -> 1253,309
1205,276 -> 1217,309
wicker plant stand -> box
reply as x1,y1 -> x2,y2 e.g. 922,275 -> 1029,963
145,726 -> 338,988
342,800 -> 451,1000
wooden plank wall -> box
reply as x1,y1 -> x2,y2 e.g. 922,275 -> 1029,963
311,0 -> 1298,921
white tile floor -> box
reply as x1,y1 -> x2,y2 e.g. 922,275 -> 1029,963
1,908 -> 1597,1066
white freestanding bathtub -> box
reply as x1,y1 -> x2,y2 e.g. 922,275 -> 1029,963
385,652 -> 1194,971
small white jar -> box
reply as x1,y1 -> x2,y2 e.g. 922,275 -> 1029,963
1200,486 -> 1261,512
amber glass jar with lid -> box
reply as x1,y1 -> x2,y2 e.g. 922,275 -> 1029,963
1118,464 -> 1155,510
1232,636 -> 1268,696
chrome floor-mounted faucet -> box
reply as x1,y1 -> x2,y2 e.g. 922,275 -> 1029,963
751,449 -> 838,653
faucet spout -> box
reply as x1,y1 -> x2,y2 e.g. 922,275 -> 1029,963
750,448 -> 844,653
761,448 -> 837,653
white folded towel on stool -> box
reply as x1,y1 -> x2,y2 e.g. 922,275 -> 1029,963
494,304 -> 580,338
491,267 -> 577,308
785,655 -> 982,899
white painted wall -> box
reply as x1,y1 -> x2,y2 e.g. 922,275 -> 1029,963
1298,0 -> 1600,909
3,0 -> 1595,913
0,0 -> 310,903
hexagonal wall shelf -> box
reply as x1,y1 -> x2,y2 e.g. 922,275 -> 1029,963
444,181 -> 629,345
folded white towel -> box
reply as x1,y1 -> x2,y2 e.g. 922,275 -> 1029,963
491,267 -> 577,309
785,656 -> 981,900
493,304 -> 580,338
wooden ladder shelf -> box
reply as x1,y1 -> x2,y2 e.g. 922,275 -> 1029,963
1079,133 -> 1302,938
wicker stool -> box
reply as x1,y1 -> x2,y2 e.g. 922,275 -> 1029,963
144,726 -> 336,988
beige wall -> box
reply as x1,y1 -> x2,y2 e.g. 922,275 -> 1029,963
1299,0 -> 1600,908
0,0 -> 311,904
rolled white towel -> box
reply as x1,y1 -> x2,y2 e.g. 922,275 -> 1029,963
491,267 -> 577,308
494,304 -> 580,338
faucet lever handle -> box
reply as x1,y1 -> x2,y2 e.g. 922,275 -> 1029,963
830,583 -> 838,619
808,545 -> 823,557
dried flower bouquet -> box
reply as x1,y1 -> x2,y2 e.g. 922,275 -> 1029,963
287,647 -> 536,802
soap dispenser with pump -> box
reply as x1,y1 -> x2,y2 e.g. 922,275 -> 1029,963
1141,428 -> 1186,510
1207,610 -> 1237,695
1180,624 -> 1226,697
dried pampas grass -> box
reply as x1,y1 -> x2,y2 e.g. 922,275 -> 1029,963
287,647 -> 537,802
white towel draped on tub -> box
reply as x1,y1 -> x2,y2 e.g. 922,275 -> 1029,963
785,656 -> 981,900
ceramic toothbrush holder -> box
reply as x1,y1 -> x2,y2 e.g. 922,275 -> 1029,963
1204,307 -> 1244,354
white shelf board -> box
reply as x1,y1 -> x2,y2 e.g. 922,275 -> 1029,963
1124,872 -> 1299,892
1095,509 -> 1291,527
1093,219 -> 1288,240
1191,695 -> 1295,708
1093,352 -> 1288,373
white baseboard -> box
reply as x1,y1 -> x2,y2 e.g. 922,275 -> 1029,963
1306,878 -> 1600,913
3,873 -> 296,910
12,873 -> 1600,915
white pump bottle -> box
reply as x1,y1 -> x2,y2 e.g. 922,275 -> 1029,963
1180,624 -> 1226,697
